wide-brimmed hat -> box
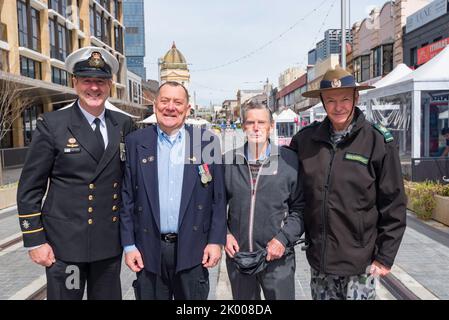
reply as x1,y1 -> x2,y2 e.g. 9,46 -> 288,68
65,46 -> 119,79
302,66 -> 375,98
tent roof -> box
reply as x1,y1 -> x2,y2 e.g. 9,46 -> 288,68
400,46 -> 449,83
276,109 -> 298,122
363,46 -> 449,100
371,64 -> 412,89
139,113 -> 157,124
60,100 -> 140,119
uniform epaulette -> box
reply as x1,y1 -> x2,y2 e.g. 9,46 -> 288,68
298,121 -> 320,133
372,123 -> 394,143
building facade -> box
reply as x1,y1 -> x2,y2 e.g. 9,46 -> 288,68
0,0 -> 136,155
159,42 -> 190,89
277,73 -> 307,113
314,29 -> 352,63
403,0 -> 449,68
350,0 -> 430,85
123,0 -> 145,80
278,66 -> 304,90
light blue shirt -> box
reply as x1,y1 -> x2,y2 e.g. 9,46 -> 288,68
157,125 -> 186,233
124,126 -> 186,254
78,103 -> 108,149
246,143 -> 271,161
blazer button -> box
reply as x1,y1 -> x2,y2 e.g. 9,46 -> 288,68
88,195 -> 94,201
88,219 -> 93,225
135,185 -> 139,190
113,182 -> 119,188
138,206 -> 143,212
112,216 -> 118,222
193,226 -> 199,231
112,205 -> 119,212
88,207 -> 94,213
113,194 -> 118,200
143,228 -> 148,233
197,204 -> 203,210
89,184 -> 95,190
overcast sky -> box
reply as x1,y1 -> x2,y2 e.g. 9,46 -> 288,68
143,0 -> 389,106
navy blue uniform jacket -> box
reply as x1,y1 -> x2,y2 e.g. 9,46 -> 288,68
119,125 -> 226,275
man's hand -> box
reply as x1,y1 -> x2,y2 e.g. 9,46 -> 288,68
266,238 -> 285,261
125,249 -> 144,272
202,244 -> 222,268
28,243 -> 55,267
370,260 -> 391,277
225,234 -> 240,258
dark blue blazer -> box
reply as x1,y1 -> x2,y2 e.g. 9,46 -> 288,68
119,125 -> 226,274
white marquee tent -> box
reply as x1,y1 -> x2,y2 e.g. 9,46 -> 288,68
60,100 -> 140,119
361,46 -> 449,158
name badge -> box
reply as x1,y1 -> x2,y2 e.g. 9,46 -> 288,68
64,148 -> 81,154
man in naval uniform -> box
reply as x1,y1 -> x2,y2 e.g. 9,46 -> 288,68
16,47 -> 135,300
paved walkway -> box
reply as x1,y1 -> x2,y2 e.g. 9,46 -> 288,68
0,168 -> 22,186
2,206 -> 449,300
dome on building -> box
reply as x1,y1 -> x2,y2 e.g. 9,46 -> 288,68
161,42 -> 188,70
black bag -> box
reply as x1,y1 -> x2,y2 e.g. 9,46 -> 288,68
232,249 -> 268,275
232,238 -> 308,275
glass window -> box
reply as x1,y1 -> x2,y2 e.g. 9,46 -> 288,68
31,8 -> 40,52
96,11 -> 102,38
52,67 -> 69,86
17,0 -> 28,47
372,47 -> 381,78
22,104 -> 44,146
421,91 -> 449,157
382,44 -> 393,76
20,56 -> 41,79
361,55 -> 370,82
353,57 -> 361,83
90,5 -> 95,35
411,47 -> 418,67
369,93 -> 412,157
0,49 -> 9,72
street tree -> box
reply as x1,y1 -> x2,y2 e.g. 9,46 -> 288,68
0,73 -> 35,185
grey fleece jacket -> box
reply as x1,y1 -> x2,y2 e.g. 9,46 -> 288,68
224,143 -> 305,252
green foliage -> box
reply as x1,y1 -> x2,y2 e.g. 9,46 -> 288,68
405,180 -> 449,220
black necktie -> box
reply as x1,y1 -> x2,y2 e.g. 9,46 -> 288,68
94,118 -> 105,155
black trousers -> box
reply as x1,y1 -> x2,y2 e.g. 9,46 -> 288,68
133,240 -> 209,300
226,251 -> 296,300
45,255 -> 122,300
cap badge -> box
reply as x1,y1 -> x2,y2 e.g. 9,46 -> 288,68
88,52 -> 105,69
331,79 -> 342,88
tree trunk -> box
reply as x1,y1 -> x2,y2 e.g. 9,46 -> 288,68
0,155 -> 3,186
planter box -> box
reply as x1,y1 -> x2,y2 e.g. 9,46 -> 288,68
404,185 -> 416,211
433,195 -> 449,226
0,185 -> 17,209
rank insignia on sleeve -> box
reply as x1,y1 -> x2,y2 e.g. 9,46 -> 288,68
22,220 -> 31,230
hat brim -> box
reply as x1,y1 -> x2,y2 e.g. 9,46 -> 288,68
302,85 -> 375,98
73,70 -> 113,79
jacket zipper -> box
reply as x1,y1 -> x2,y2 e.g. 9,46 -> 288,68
320,145 -> 336,273
245,156 -> 269,252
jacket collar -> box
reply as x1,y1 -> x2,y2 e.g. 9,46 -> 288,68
312,107 -> 365,144
235,141 -> 280,163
